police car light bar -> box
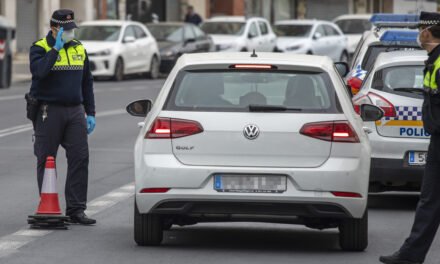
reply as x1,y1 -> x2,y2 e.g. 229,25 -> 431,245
379,30 -> 418,43
370,13 -> 419,24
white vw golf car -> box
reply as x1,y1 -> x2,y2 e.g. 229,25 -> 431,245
127,52 -> 383,251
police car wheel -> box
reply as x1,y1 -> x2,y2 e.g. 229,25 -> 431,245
147,56 -> 159,79
134,201 -> 163,246
339,210 -> 368,251
114,58 -> 124,82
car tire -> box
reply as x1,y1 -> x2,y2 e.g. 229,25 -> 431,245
339,51 -> 349,63
339,210 -> 368,251
113,57 -> 124,82
240,48 -> 248,52
134,201 -> 163,246
0,55 -> 12,89
306,51 -> 313,55
147,56 -> 160,79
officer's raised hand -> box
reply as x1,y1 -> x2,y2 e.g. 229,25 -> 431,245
86,116 -> 96,135
54,27 -> 65,51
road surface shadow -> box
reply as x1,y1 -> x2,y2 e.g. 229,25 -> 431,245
368,193 -> 419,211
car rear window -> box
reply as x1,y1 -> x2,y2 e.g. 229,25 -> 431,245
164,70 -> 341,113
372,65 -> 424,99
361,45 -> 421,72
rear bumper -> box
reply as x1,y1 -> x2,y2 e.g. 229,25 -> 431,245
370,157 -> 424,185
151,200 -> 352,219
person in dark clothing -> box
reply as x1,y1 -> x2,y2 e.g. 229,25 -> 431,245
28,9 -> 96,225
184,5 -> 202,26
380,11 -> 440,264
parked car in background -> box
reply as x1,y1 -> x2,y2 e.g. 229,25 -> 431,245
200,16 -> 276,52
273,20 -> 348,62
333,14 -> 372,58
352,50 -> 428,192
146,22 -> 214,73
77,20 -> 160,81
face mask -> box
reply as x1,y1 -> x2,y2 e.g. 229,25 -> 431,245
62,29 -> 75,43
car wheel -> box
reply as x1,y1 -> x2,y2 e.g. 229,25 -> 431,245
113,58 -> 124,82
0,55 -> 11,89
339,51 -> 349,63
134,201 -> 163,246
147,56 -> 160,79
339,210 -> 368,251
240,48 -> 248,52
306,51 -> 313,55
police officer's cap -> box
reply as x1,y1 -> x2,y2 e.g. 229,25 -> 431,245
419,11 -> 440,26
50,9 -> 77,30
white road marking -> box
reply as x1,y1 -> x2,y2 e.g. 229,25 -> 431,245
0,109 -> 127,138
0,182 -> 134,259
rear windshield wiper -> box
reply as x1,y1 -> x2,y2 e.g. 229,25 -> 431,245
248,104 -> 302,112
393,88 -> 425,94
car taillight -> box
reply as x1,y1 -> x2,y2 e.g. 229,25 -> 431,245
368,92 -> 396,117
347,77 -> 363,95
300,121 -> 360,143
352,94 -> 372,114
145,118 -> 203,139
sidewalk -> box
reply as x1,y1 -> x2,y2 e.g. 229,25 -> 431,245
12,53 -> 31,84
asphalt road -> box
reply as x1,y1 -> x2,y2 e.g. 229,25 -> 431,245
0,78 -> 440,264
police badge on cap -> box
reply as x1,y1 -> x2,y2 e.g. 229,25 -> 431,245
50,9 -> 78,30
419,11 -> 440,26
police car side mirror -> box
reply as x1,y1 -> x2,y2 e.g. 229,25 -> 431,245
360,104 -> 383,122
126,100 -> 152,117
123,36 -> 136,43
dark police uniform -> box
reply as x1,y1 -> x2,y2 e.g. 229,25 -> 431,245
28,10 -> 95,219
381,12 -> 440,264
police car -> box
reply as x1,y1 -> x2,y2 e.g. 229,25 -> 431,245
348,14 -> 420,95
126,52 -> 384,250
353,50 -> 429,192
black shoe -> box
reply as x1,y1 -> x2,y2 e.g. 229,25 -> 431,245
379,252 -> 421,264
68,212 -> 96,225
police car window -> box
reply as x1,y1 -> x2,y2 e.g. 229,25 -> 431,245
258,21 -> 269,35
134,26 -> 147,39
165,70 -> 341,113
124,26 -> 136,39
362,45 -> 420,72
372,65 -> 424,99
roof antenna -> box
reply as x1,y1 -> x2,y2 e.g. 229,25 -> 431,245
250,49 -> 257,57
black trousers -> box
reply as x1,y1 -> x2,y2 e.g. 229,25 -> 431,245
34,104 -> 89,216
399,133 -> 440,262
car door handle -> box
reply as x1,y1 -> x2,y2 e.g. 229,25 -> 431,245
363,127 -> 373,134
138,122 -> 145,128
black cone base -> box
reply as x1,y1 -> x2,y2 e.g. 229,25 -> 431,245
28,214 -> 70,230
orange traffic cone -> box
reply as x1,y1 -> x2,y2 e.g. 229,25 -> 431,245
28,156 -> 69,229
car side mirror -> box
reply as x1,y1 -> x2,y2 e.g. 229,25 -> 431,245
360,104 -> 383,122
248,32 -> 256,39
313,32 -> 322,40
123,36 -> 136,43
335,62 -> 349,78
126,100 -> 152,117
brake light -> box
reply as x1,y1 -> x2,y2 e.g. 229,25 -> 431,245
300,121 -> 360,143
231,64 -> 275,69
352,94 -> 372,114
145,118 -> 203,139
331,191 -> 362,198
368,92 -> 396,117
347,77 -> 363,95
140,188 -> 170,193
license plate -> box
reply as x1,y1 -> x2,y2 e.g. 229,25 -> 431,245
214,175 -> 287,193
408,151 -> 427,165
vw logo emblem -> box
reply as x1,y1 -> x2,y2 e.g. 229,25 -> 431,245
243,124 -> 260,140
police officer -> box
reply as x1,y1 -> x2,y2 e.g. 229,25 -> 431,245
380,11 -> 440,264
29,9 -> 96,225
